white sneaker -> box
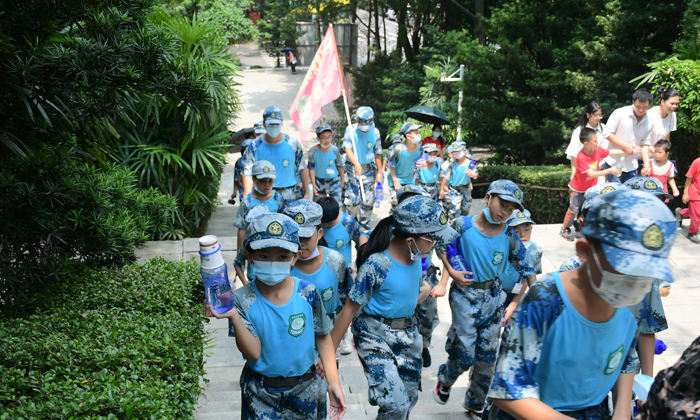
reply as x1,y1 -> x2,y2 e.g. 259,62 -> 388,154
339,338 -> 353,355
462,403 -> 483,420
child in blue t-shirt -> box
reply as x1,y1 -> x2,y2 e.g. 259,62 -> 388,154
439,141 -> 478,223
308,124 -> 344,205
318,196 -> 362,271
386,122 -> 424,210
486,189 -> 678,420
231,136 -> 256,205
205,213 -> 346,419
434,180 -> 536,419
414,143 -> 443,200
233,160 -> 286,249
330,196 -> 459,419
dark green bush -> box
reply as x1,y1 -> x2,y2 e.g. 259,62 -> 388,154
472,165 -> 571,224
0,145 -> 178,313
0,258 -> 207,420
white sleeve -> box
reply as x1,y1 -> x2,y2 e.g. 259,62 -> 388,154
671,112 -> 677,132
565,127 -> 583,160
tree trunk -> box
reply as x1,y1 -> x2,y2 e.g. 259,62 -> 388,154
382,7 -> 387,51
396,8 -> 414,62
474,0 -> 485,45
367,1 -> 372,62
373,0 -> 381,50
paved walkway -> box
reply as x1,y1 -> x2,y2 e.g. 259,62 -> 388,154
132,43 -> 700,420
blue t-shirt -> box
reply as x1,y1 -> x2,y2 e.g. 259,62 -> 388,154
440,159 -> 471,187
252,135 -> 298,188
323,212 -> 362,268
489,272 -> 638,412
351,250 -> 422,319
416,160 -> 441,184
343,125 -> 382,166
454,216 -> 536,283
233,277 -> 333,378
500,240 -> 543,290
291,247 -> 346,316
388,145 -> 423,186
308,145 -> 343,179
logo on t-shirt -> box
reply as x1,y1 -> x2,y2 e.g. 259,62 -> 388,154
288,313 -> 306,337
588,161 -> 598,172
329,159 -> 335,166
367,142 -> 372,149
282,159 -> 290,168
336,239 -> 345,248
492,252 -> 504,265
321,287 -> 334,302
604,344 -> 625,375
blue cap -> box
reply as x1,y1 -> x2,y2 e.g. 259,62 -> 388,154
315,124 -> 332,136
487,180 -> 524,211
582,189 -> 677,283
391,134 -> 403,144
244,213 -> 300,253
399,122 -> 422,136
263,107 -> 283,124
356,106 -> 375,132
396,184 -> 423,202
252,160 -> 276,179
392,196 -> 458,247
623,177 -> 672,200
582,183 -> 628,211
506,209 -> 535,226
241,138 -> 254,149
282,200 -> 323,237
423,143 -> 439,153
254,121 -> 266,134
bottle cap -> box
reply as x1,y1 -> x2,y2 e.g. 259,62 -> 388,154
199,235 -> 225,269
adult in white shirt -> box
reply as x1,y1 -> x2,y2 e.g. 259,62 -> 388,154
564,101 -> 608,181
645,87 -> 680,160
601,88 -> 654,183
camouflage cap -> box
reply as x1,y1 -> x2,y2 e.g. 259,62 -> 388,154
581,189 -> 677,283
392,196 -> 458,246
399,121 -> 422,136
315,123 -> 332,136
263,106 -> 283,124
624,177 -> 672,200
487,179 -> 524,211
423,143 -> 439,153
244,204 -> 271,224
506,208 -> 535,227
447,141 -> 467,153
396,184 -> 423,203
244,213 -> 300,253
391,134 -> 403,144
253,120 -> 266,134
252,160 -> 276,179
356,106 -> 375,131
282,199 -> 323,237
582,183 -> 628,211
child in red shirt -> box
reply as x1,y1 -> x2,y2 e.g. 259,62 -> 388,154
677,156 -> 700,244
560,128 -> 626,241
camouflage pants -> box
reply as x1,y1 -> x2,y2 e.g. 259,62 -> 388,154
388,181 -> 399,210
438,281 -> 503,411
638,279 -> 668,334
240,364 -> 326,420
352,312 -> 422,420
442,184 -> 472,224
343,165 -> 376,230
485,397 -> 612,420
415,267 -> 440,349
275,185 -> 299,202
314,177 -> 343,205
419,182 -> 440,201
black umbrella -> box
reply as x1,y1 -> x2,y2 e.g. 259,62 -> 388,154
227,127 -> 255,153
404,105 -> 450,126
281,47 -> 295,52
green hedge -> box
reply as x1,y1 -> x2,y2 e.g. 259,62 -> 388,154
0,258 -> 207,420
472,165 -> 571,224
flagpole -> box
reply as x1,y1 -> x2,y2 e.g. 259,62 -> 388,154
331,24 -> 366,202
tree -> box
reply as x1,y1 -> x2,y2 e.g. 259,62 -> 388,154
258,0 -> 305,67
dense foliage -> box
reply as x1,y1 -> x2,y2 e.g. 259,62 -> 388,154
0,259 -> 208,419
161,0 -> 259,44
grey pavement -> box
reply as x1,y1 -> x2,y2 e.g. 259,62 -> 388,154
131,43 -> 700,420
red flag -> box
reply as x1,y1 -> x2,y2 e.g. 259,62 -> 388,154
289,26 -> 343,142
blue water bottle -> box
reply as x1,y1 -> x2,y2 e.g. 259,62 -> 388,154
446,242 -> 473,280
468,159 -> 478,175
375,182 -> 383,208
655,339 -> 667,355
200,235 -> 234,314
415,153 -> 428,167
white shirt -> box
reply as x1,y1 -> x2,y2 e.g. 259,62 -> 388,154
651,159 -> 676,178
647,106 -> 677,147
602,105 -> 653,172
565,122 -> 608,160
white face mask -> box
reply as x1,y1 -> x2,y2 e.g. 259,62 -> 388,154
407,238 -> 427,261
266,124 -> 282,137
453,151 -> 465,159
410,133 -> 422,144
483,197 -> 504,225
298,235 -> 320,261
427,155 -> 437,162
587,246 -> 655,308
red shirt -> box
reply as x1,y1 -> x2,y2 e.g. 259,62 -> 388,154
687,157 -> 700,201
422,136 -> 445,151
569,146 -> 610,192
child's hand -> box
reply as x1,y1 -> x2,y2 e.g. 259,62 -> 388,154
608,167 -> 621,177
465,169 -> 478,177
415,158 -> 427,168
204,303 -> 237,319
641,165 -> 651,176
431,283 -> 447,298
673,189 -> 680,197
314,182 -> 321,196
327,384 -> 347,419
452,271 -> 474,288
315,359 -> 325,379
683,192 -> 690,204
501,302 -> 517,327
354,162 -> 363,177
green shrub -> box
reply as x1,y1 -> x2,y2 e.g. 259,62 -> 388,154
0,145 -> 178,313
0,258 -> 207,420
472,165 -> 571,224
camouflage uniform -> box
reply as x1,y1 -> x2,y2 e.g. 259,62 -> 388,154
414,260 -> 440,349
488,189 -> 678,420
231,213 -> 334,420
414,143 -> 442,201
387,123 -> 424,211
384,135 -> 404,209
307,129 -> 344,204
342,108 -> 383,230
350,196 -> 458,419
440,142 -> 474,223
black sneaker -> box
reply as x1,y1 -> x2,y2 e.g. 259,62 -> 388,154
559,226 -> 574,242
433,381 -> 450,405
689,233 -> 700,244
422,347 -> 432,368
676,207 -> 683,228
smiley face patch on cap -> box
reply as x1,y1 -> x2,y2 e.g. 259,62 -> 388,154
642,224 -> 664,251
514,189 -> 521,200
267,221 -> 283,236
294,213 -> 305,225
644,180 -> 658,190
517,211 -> 525,218
601,186 -> 616,194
